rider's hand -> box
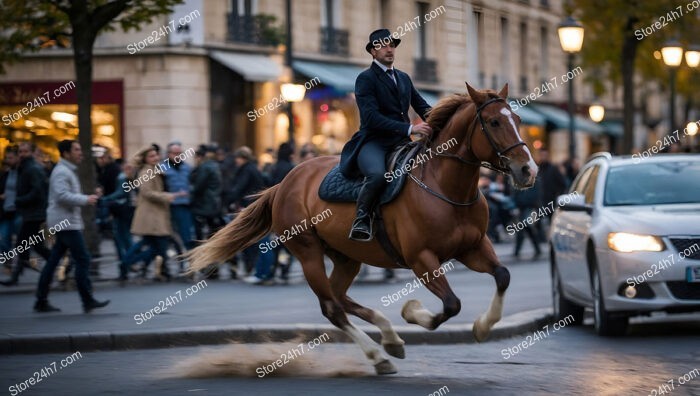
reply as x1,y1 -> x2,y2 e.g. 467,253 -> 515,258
411,122 -> 433,140
86,195 -> 99,205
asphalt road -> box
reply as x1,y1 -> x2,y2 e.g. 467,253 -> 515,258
1,316 -> 698,396
1,245 -> 549,336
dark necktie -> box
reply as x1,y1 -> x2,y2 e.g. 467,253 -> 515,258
386,69 -> 397,85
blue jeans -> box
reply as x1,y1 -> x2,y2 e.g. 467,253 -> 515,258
36,230 -> 93,305
120,235 -> 169,278
254,235 -> 275,280
0,212 -> 21,254
170,205 -> 194,250
111,207 -> 133,261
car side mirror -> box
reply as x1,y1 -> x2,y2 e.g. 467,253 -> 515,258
557,193 -> 592,214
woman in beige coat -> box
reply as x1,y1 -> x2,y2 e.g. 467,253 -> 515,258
119,146 -> 185,281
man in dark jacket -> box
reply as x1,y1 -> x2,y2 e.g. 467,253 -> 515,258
190,144 -> 223,242
339,28 -> 432,241
226,146 -> 265,209
0,147 -> 21,275
227,146 -> 265,275
513,179 -> 542,260
1,143 -> 51,286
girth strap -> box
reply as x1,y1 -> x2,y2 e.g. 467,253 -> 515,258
373,207 -> 408,269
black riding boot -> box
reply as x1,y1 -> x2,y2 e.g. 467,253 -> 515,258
349,182 -> 383,241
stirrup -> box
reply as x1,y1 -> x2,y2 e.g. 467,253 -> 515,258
349,217 -> 374,242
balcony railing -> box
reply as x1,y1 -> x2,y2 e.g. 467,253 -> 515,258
227,13 -> 279,46
320,27 -> 349,56
414,58 -> 438,83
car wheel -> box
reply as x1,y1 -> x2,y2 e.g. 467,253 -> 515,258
551,249 -> 584,324
592,265 -> 628,336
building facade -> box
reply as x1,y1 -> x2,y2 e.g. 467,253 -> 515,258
1,0 -> 657,164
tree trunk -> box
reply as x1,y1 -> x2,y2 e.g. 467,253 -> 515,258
72,30 -> 100,256
621,17 -> 638,154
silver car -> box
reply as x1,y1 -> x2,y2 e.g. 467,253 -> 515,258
550,153 -> 700,336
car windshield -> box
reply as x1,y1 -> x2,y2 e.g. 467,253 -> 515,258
604,160 -> 700,206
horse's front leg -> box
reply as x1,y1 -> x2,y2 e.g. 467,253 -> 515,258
401,251 -> 461,330
457,235 -> 510,342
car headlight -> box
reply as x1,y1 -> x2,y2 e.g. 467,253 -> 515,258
607,233 -> 665,253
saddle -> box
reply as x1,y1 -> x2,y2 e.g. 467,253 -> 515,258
318,141 -> 424,268
318,141 -> 423,204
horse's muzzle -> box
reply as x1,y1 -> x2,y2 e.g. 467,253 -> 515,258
509,162 -> 538,189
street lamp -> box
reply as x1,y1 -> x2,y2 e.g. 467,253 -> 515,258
685,46 -> 700,68
589,103 -> 605,123
558,16 -> 584,161
661,39 -> 683,134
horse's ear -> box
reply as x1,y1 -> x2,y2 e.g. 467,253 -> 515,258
498,83 -> 509,99
465,82 -> 484,103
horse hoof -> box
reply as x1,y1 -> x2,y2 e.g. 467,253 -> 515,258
374,359 -> 397,375
401,299 -> 423,324
382,343 -> 406,359
472,317 -> 489,343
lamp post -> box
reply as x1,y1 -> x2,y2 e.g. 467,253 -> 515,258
285,0 -> 295,148
558,16 -> 584,161
661,40 -> 683,134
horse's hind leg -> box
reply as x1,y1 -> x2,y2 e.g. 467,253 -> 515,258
326,249 -> 405,359
458,236 -> 510,342
284,237 -> 397,375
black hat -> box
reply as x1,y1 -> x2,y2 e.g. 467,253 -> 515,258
365,28 -> 401,54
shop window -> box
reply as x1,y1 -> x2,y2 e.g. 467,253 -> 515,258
0,104 -> 121,161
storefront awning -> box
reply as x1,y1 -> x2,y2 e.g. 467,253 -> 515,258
292,61 -> 364,93
210,51 -> 282,82
510,103 -> 546,126
529,103 -> 604,135
600,120 -> 623,137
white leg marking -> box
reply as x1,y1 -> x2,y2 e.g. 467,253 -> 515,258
401,299 -> 435,329
343,325 -> 391,365
372,311 -> 404,345
473,291 -> 505,342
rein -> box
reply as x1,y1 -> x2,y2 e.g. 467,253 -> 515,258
409,97 -> 525,207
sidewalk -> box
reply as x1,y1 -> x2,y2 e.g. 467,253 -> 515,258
1,238 -> 551,354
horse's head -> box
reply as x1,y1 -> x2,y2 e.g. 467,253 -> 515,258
465,83 -> 538,189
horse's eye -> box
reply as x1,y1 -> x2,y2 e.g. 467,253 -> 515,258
490,119 -> 500,128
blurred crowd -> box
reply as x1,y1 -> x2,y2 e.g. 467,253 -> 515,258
0,140 -> 321,289
479,149 -> 579,260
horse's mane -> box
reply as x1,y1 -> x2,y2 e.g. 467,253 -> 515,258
426,94 -> 471,135
426,91 -> 501,141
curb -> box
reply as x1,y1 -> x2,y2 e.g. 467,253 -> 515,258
0,308 -> 552,355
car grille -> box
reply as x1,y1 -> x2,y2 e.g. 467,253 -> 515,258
669,238 -> 700,260
666,281 -> 700,300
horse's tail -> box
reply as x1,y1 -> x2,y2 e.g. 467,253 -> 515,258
185,184 -> 278,273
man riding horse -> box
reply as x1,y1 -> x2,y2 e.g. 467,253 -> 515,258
339,29 -> 434,241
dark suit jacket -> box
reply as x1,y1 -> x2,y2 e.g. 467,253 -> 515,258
339,62 -> 431,177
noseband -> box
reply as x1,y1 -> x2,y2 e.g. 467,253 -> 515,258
408,97 -> 527,206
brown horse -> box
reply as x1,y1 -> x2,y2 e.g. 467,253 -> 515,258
186,83 -> 538,375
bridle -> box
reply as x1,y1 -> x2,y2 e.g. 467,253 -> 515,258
408,96 -> 527,206
436,97 -> 526,174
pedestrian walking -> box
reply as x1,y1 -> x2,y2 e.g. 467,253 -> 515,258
120,146 -> 185,282
246,142 -> 295,285
34,140 -> 110,313
100,159 -> 134,262
0,146 -> 22,280
165,141 -> 195,261
226,146 -> 265,277
2,142 -> 51,286
512,180 -> 542,260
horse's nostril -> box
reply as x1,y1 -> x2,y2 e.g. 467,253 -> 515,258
521,165 -> 530,177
